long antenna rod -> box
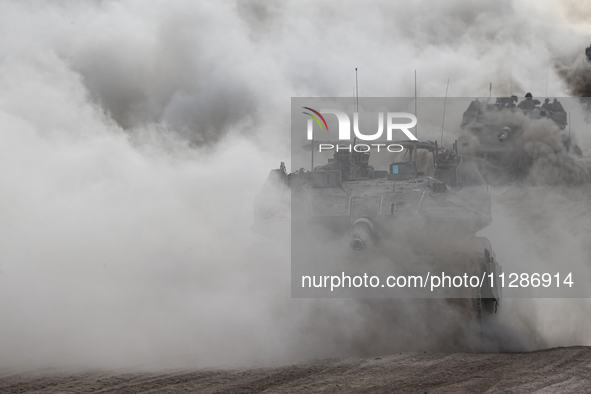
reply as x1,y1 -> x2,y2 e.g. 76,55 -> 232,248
569,112 -> 571,140
311,129 -> 314,170
489,83 -> 492,100
414,70 -> 418,138
510,67 -> 513,96
353,68 -> 359,178
355,68 -> 359,113
441,79 -> 450,146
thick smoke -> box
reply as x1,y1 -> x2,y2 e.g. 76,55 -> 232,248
1,0 -> 591,370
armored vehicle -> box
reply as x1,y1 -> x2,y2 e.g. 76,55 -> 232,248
254,140 -> 502,321
458,96 -> 569,183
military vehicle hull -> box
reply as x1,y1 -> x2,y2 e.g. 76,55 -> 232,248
254,141 -> 502,324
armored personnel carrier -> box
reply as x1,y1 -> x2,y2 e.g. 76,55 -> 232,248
254,140 -> 502,321
458,95 -> 570,183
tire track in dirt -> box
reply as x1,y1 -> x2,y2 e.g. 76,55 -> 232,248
2,346 -> 591,393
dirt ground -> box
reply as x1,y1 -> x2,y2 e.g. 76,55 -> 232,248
2,346 -> 591,393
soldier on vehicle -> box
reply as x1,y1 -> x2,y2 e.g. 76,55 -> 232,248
541,98 -> 552,112
551,98 -> 565,113
315,149 -> 373,179
315,150 -> 349,171
352,151 -> 374,178
517,93 -> 540,110
508,95 -> 518,108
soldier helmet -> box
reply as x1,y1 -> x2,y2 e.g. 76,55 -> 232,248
525,92 -> 532,98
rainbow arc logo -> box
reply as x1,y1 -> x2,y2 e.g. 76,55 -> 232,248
302,107 -> 328,137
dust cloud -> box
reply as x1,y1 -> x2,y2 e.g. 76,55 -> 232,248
1,0 -> 591,371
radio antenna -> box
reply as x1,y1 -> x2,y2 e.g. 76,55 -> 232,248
355,68 -> 359,113
489,83 -> 492,100
311,130 -> 314,170
510,67 -> 513,96
414,70 -> 418,138
441,79 -> 450,146
351,68 -> 359,178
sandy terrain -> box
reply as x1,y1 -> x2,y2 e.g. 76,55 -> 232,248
2,346 -> 591,393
